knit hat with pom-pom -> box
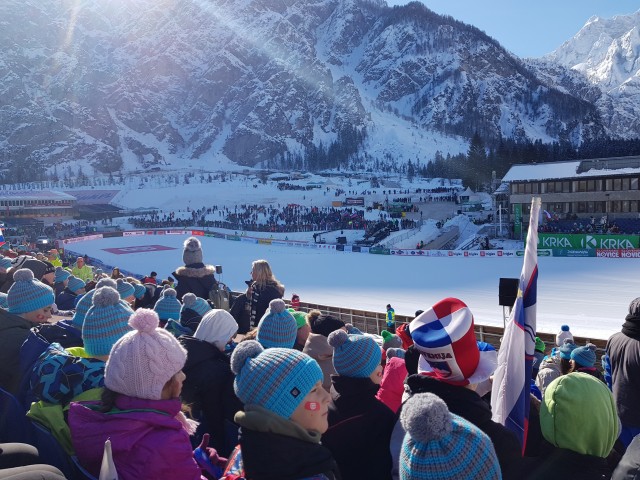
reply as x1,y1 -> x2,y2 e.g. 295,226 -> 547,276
231,340 -> 323,419
154,288 -> 182,321
116,279 -> 135,299
183,236 -> 203,265
67,276 -> 86,293
82,286 -> 134,357
556,325 -> 573,347
328,329 -> 381,378
7,268 -> 55,314
558,338 -> 577,360
400,393 -> 501,480
256,298 -> 298,349
104,308 -> 187,400
571,343 -> 598,368
54,266 -> 71,284
71,277 -> 117,329
180,292 -> 211,317
381,329 -> 402,350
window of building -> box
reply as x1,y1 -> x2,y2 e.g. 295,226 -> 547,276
614,178 -> 622,191
622,178 -> 630,191
563,181 -> 571,193
631,178 -> 639,190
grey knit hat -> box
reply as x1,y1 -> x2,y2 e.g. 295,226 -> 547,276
183,237 -> 203,265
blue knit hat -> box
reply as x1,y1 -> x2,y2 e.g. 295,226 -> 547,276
67,276 -> 86,293
72,277 -> 117,329
83,287 -> 134,357
400,393 -> 500,480
132,283 -> 146,300
0,292 -> 8,309
256,299 -> 298,349
328,329 -> 382,378
181,292 -> 211,317
7,269 -> 55,314
0,257 -> 12,270
571,343 -> 597,368
116,279 -> 135,299
231,340 -> 323,419
558,338 -> 577,360
54,267 -> 71,283
154,288 -> 182,321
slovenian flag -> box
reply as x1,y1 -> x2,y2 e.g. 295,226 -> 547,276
0,228 -> 4,247
491,197 -> 540,453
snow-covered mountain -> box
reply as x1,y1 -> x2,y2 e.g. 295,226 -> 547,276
0,0 -> 628,176
541,10 -> 640,138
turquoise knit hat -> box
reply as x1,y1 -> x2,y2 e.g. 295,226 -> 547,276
558,338 -> 577,360
181,292 -> 211,317
83,286 -> 134,357
328,329 -> 381,378
571,343 -> 597,368
72,277 -> 117,329
116,279 -> 135,299
0,257 -> 12,270
132,283 -> 146,300
54,266 -> 71,283
67,276 -> 86,293
7,269 -> 55,314
153,288 -> 182,321
0,292 -> 8,309
400,393 -> 501,480
231,340 -> 323,419
257,299 -> 298,349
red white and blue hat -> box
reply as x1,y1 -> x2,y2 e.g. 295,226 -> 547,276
409,297 -> 497,386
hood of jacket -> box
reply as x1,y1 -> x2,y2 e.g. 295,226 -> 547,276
303,333 -> 334,361
541,372 -> 619,457
173,263 -> 215,278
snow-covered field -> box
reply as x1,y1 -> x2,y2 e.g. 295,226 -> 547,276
67,232 -> 636,340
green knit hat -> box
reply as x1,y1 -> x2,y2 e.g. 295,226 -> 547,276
288,308 -> 308,329
535,337 -> 545,353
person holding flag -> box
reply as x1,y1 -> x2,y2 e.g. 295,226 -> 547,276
491,197 -> 541,454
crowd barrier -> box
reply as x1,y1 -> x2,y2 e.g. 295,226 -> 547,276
58,227 -> 640,259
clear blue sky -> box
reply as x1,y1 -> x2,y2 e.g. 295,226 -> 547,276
387,0 -> 640,58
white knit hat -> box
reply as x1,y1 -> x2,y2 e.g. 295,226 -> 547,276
194,309 -> 238,351
104,308 -> 187,400
555,325 -> 573,347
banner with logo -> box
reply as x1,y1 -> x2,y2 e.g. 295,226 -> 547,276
539,233 -> 639,250
596,249 -> 640,258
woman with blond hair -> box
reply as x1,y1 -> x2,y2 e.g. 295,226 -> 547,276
246,259 -> 284,330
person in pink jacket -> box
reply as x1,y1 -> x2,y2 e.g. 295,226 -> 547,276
69,309 -> 207,480
376,347 -> 408,413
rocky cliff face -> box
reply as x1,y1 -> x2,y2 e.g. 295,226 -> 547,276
0,0 -> 631,174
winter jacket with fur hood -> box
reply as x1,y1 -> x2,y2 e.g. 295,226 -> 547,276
173,263 -> 216,301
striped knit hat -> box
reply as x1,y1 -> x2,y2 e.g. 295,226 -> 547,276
231,340 -> 323,419
72,277 -> 117,329
181,293 -> 211,317
7,269 -> 55,314
67,276 -> 86,293
132,283 -> 146,300
83,287 -> 134,357
400,393 -> 500,480
154,288 -> 182,321
0,257 -> 12,270
256,299 -> 297,349
0,292 -> 8,309
328,329 -> 381,378
571,343 -> 597,368
116,279 -> 135,299
54,267 -> 71,283
558,338 -> 577,360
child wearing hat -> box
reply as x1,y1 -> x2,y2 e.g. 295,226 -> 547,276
230,340 -> 338,479
180,292 -> 212,332
289,308 -> 311,351
0,269 -> 55,393
69,309 -> 208,480
400,392 -> 500,480
569,343 -> 604,381
55,275 -> 86,310
71,277 -> 117,330
536,338 -> 577,397
179,309 -> 241,456
53,266 -> 71,296
405,297 -> 522,480
322,329 -> 395,480
116,279 -> 135,307
256,298 -> 298,349
154,287 -> 182,327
